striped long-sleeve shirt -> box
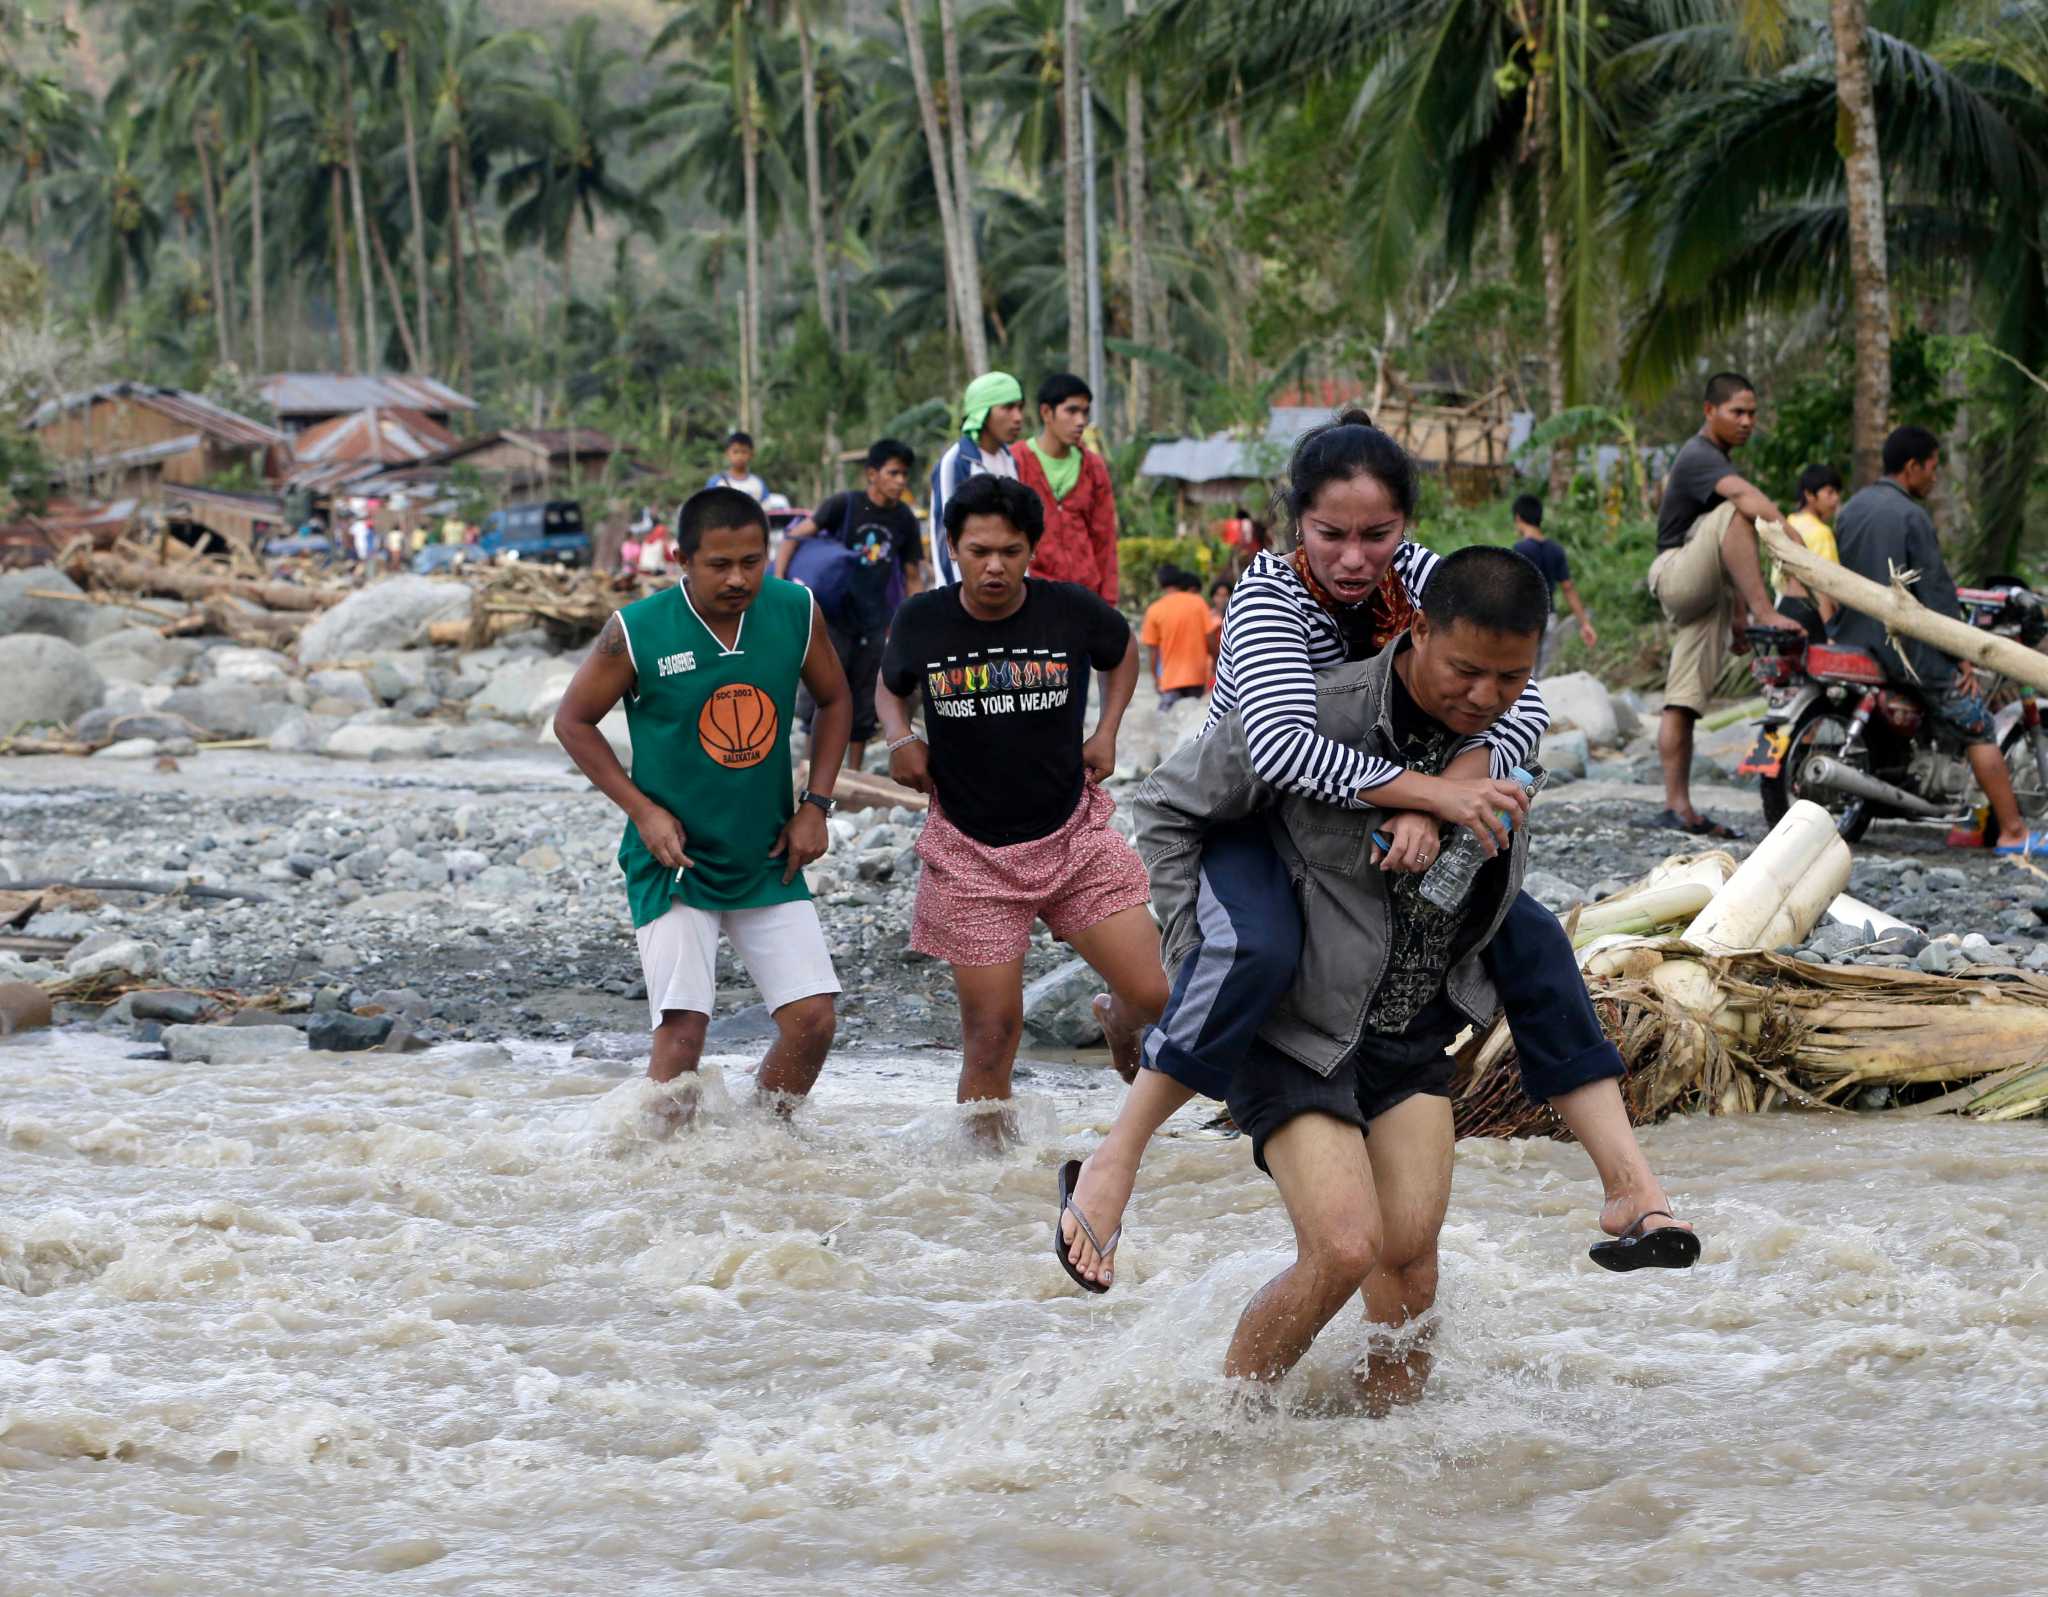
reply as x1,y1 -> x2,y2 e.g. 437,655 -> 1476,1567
1203,545 -> 1548,804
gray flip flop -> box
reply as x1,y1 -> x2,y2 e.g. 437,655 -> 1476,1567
1053,1158 -> 1120,1295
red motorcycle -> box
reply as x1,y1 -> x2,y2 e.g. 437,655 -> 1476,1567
1737,586 -> 2048,843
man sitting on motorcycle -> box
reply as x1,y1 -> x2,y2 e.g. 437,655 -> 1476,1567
1833,425 -> 2048,855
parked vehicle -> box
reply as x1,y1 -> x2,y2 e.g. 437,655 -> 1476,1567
262,530 -> 339,562
1737,585 -> 2048,843
414,500 -> 588,573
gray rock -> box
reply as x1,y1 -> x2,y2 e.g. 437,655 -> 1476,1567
358,987 -> 431,1022
444,848 -> 490,882
1522,869 -> 1588,914
324,724 -> 442,760
306,669 -> 376,710
1536,729 -> 1589,783
93,737 -> 161,760
1536,672 -> 1619,748
1806,922 -> 1870,958
306,1010 -> 394,1051
469,658 -> 571,723
296,576 -> 472,663
366,661 -> 413,704
707,1003 -> 777,1044
0,634 -> 106,730
0,565 -> 136,646
437,720 -> 524,756
268,711 -> 342,755
162,1023 -> 306,1064
160,683 -> 293,739
1925,867 -> 1970,891
2025,944 -> 2048,973
205,645 -> 293,686
84,627 -> 200,684
571,1029 -> 647,1061
1960,932 -> 2017,967
1021,956 -> 1105,1046
129,989 -> 217,1025
71,708 -> 211,745
63,938 -> 161,981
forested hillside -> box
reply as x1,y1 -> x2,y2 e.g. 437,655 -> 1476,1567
5,1 -> 2048,607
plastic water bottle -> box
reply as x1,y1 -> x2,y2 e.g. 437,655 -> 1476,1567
1417,765 -> 1538,911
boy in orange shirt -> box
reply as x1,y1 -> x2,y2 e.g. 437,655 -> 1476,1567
1140,565 -> 1215,708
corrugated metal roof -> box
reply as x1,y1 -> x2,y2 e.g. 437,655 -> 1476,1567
25,381 -> 287,449
430,427 -> 621,465
1138,408 -> 1325,486
261,372 -> 478,418
292,407 -> 459,467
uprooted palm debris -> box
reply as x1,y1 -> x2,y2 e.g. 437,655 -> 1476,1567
52,531 -> 636,654
1457,800 -> 2048,1135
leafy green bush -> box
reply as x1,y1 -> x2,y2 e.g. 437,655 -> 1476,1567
1414,499 -> 1670,687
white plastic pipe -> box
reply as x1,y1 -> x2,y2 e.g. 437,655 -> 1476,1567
1682,800 -> 1840,955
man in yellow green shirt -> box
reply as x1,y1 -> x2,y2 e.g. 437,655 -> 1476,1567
1776,463 -> 1843,640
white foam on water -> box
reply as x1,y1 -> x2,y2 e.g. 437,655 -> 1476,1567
1,1028 -> 2044,1593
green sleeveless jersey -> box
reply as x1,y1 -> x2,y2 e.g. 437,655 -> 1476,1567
615,576 -> 814,927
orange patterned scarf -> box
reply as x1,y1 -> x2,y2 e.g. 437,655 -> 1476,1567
1291,544 -> 1414,655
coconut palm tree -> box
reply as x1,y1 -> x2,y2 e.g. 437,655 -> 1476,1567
498,18 -> 662,403
0,71 -> 82,252
648,2 -> 789,437
420,0 -> 544,386
49,93 -> 164,322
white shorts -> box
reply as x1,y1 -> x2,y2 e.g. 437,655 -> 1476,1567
633,899 -> 841,1031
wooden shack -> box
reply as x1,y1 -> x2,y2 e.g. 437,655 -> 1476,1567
25,383 -> 287,497
427,428 -> 641,495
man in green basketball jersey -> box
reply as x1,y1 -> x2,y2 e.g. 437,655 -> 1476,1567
555,487 -> 854,1110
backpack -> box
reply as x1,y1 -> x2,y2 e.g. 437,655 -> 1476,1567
784,503 -> 861,623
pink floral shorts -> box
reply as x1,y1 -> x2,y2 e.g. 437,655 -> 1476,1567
910,782 -> 1154,967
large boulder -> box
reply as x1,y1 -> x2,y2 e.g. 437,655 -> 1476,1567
469,657 -> 572,723
69,707 -> 210,746
1536,671 -> 1619,750
296,576 -> 471,663
0,634 -> 106,731
85,627 -> 201,685
0,565 -> 136,646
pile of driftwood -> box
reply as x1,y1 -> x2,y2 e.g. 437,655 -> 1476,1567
1454,803 -> 2048,1136
50,533 -> 638,653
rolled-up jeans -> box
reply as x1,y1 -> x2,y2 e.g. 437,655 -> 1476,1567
1141,820 -> 1623,1103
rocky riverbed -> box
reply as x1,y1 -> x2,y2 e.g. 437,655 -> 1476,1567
7,719 -> 2046,1066
4,559 -> 2042,1057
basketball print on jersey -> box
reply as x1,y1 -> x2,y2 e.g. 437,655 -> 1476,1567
698,682 -> 779,769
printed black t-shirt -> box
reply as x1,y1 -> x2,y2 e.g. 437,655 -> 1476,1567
813,491 -> 924,634
1656,433 -> 1734,552
880,579 -> 1130,846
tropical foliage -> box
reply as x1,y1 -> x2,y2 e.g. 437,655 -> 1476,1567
0,0 -> 2044,560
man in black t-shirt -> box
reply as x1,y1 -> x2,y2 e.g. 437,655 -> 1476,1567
778,438 -> 926,772
878,473 -> 1168,1131
1645,372 -> 1799,838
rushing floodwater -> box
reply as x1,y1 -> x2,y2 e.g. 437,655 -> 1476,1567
2,1030 -> 2044,1595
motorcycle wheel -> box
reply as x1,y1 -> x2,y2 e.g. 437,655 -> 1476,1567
1977,720 -> 2048,844
1764,703 -> 1872,843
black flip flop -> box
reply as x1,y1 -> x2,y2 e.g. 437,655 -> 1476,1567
1053,1157 -> 1120,1295
1644,808 -> 1742,840
1589,1209 -> 1702,1272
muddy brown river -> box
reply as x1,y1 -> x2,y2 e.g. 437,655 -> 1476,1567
3,1031 -> 2043,1594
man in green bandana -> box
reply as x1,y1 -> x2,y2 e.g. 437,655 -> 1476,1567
929,370 -> 1025,587
1014,372 -> 1120,601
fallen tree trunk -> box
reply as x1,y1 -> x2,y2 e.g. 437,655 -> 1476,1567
795,762 -> 930,813
70,551 -> 343,613
1758,518 -> 2048,693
